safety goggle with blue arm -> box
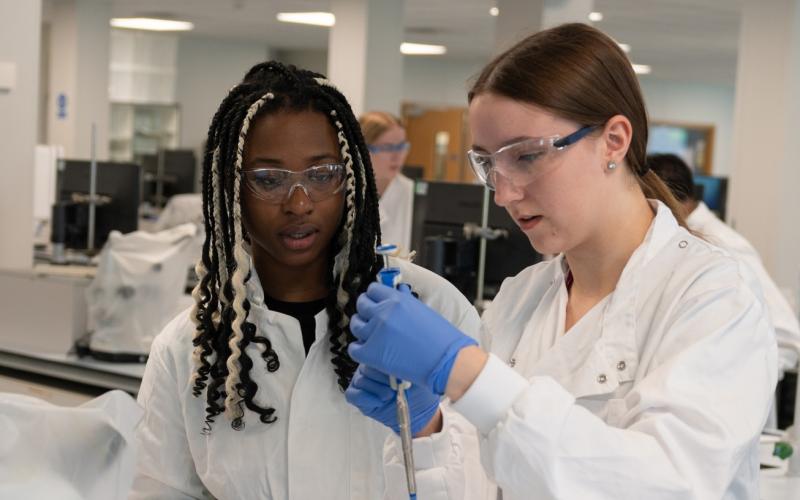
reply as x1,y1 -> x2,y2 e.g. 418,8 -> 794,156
367,141 -> 411,154
242,163 -> 346,204
467,125 -> 597,190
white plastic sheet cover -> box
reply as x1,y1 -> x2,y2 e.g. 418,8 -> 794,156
88,223 -> 199,356
0,390 -> 143,500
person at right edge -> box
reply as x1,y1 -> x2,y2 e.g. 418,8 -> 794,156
647,152 -> 800,411
344,23 -> 777,499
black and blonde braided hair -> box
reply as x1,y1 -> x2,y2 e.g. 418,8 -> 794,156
189,61 -> 383,431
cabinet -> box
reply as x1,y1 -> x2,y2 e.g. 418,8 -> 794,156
109,102 -> 179,163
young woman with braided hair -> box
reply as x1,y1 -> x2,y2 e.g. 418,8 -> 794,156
130,62 -> 491,499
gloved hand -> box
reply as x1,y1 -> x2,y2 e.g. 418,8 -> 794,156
345,365 -> 440,436
348,283 -> 477,395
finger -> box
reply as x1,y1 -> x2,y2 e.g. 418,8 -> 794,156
364,282 -> 401,302
347,341 -> 371,365
349,314 -> 370,341
344,385 -> 384,413
350,370 -> 394,402
397,283 -> 413,295
355,292 -> 380,320
358,365 -> 392,385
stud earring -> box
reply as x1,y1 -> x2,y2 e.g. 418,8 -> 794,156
607,161 -> 617,170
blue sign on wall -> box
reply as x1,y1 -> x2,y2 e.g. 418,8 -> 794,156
57,93 -> 67,119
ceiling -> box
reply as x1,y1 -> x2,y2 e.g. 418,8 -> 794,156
102,0 -> 743,85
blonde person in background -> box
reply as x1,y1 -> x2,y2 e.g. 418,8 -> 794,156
359,112 -> 414,255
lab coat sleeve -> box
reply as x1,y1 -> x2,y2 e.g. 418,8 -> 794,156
453,279 -> 777,499
382,405 -> 497,500
738,249 -> 800,371
129,333 -> 209,500
381,281 -> 496,499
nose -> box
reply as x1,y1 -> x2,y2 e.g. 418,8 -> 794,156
492,174 -> 525,208
283,183 -> 313,215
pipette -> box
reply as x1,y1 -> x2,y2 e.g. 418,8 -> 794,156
375,244 -> 417,500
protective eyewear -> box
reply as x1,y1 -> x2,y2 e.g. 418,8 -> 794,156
467,125 -> 596,190
367,141 -> 411,154
242,163 -> 346,204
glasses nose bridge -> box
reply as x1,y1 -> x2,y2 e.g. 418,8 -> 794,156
284,181 -> 313,204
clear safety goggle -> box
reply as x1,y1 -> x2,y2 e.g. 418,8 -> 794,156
367,141 -> 411,154
467,125 -> 597,190
242,163 -> 346,204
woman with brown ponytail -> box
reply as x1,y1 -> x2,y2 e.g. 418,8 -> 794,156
345,23 -> 777,499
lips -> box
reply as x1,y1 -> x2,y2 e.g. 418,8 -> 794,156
278,223 -> 319,251
516,214 -> 543,231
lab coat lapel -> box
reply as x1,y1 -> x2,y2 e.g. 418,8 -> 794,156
513,202 -> 682,400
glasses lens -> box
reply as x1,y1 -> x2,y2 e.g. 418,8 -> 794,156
244,164 -> 346,203
369,142 -> 410,154
503,142 -> 549,177
303,164 -> 346,201
245,169 -> 290,202
467,150 -> 495,189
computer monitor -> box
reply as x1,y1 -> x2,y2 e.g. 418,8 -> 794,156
694,175 -> 728,220
141,149 -> 198,206
401,165 -> 424,180
410,180 -> 541,301
56,160 -> 142,250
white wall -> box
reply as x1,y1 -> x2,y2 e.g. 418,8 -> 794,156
0,0 -> 41,269
640,78 -> 736,177
47,0 -> 110,160
403,57 -> 485,108
175,36 -> 270,157
275,49 -> 328,75
275,49 -> 485,109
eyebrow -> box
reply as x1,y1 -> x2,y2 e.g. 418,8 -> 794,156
248,152 -> 340,166
471,136 -> 535,152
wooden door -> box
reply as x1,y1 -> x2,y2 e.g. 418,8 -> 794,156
402,104 -> 472,183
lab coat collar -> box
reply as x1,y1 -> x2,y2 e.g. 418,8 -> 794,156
687,201 -> 715,227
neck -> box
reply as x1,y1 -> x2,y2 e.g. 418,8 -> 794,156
565,194 -> 654,299
251,248 -> 331,303
376,177 -> 391,197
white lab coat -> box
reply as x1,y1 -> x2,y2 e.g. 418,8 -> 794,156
448,201 -> 777,499
0,390 -> 142,500
379,174 -> 414,255
688,201 -> 800,371
130,257 -> 489,500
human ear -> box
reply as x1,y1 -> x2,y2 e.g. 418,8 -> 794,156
601,114 -> 633,166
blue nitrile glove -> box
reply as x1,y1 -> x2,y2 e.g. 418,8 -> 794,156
348,283 -> 477,395
345,365 -> 440,436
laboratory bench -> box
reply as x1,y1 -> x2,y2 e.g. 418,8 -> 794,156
0,345 -> 144,402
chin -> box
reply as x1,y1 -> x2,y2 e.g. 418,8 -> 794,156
526,233 -> 565,256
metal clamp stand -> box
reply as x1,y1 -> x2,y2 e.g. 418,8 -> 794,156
87,123 -> 98,252
466,186 -> 508,312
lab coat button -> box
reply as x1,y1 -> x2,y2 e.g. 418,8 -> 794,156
617,361 -> 626,371
597,374 -> 607,384
678,240 -> 688,249
509,358 -> 516,367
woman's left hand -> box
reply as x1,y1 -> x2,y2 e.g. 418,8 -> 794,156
347,283 -> 477,395
345,365 -> 441,437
